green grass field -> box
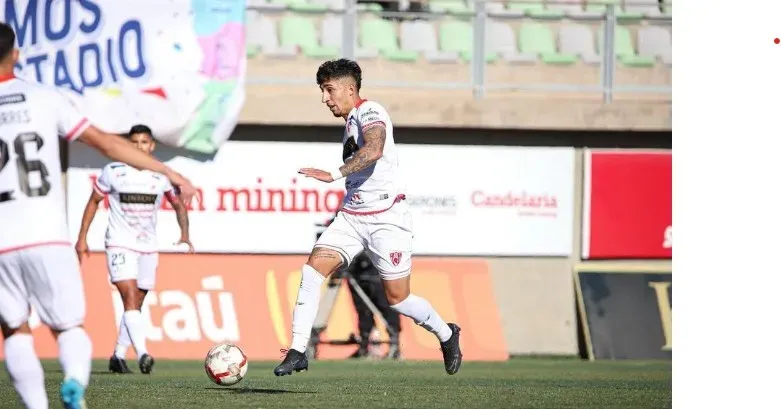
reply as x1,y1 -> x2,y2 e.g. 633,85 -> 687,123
0,358 -> 671,409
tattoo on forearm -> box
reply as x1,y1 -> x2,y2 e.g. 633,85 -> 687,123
175,206 -> 189,236
340,126 -> 386,177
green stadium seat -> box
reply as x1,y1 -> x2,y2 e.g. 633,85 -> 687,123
360,18 -> 418,62
518,23 -> 576,65
586,0 -> 643,19
507,1 -> 564,18
439,20 -> 498,62
597,25 -> 655,67
357,2 -> 384,11
271,0 -> 329,11
279,16 -> 339,58
429,0 -> 473,15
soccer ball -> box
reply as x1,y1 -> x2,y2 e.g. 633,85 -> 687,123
204,343 -> 248,386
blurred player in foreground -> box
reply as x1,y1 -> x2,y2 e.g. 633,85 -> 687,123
0,23 -> 196,409
74,124 -> 194,375
275,59 -> 462,376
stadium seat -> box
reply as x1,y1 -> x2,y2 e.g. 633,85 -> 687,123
270,0 -> 329,12
357,2 -> 384,11
279,15 -> 339,58
313,0 -> 346,11
597,25 -> 655,67
486,20 -> 536,63
360,18 -> 419,62
518,23 -> 577,65
585,0 -> 642,19
321,15 -> 380,59
439,20 -> 498,62
485,2 -> 506,13
246,12 -> 297,58
429,0 -> 472,15
547,0 -> 602,19
637,26 -> 672,66
623,0 -> 662,17
505,1 -> 564,18
399,20 -> 460,63
558,24 -> 601,65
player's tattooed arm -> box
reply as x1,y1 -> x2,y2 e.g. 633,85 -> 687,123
168,193 -> 194,252
338,125 -> 386,177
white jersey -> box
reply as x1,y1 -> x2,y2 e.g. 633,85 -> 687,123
94,163 -> 176,253
0,76 -> 91,253
341,100 -> 404,213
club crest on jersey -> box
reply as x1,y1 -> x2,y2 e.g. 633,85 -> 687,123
349,192 -> 363,205
389,251 -> 402,266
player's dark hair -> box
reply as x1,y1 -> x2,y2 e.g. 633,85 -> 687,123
0,23 -> 16,62
316,59 -> 362,92
127,124 -> 154,140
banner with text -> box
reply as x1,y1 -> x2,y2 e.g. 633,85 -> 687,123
582,150 -> 672,259
67,142 -> 575,256
1,0 -> 246,153
576,270 -> 672,360
0,254 -> 509,361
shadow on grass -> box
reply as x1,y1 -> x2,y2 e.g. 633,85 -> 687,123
205,387 -> 316,395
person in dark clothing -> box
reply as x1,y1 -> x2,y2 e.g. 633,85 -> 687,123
345,250 -> 402,359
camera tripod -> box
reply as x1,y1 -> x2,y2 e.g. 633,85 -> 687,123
306,267 -> 400,360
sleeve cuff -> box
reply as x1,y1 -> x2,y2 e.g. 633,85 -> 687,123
65,118 -> 90,142
93,180 -> 108,196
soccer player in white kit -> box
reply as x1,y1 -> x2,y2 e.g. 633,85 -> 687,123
74,124 -> 194,375
274,59 -> 462,376
0,23 -> 197,409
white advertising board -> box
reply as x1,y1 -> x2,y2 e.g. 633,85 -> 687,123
67,142 -> 575,256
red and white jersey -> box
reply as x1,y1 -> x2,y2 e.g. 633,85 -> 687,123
94,163 -> 176,253
0,76 -> 90,253
341,99 -> 404,213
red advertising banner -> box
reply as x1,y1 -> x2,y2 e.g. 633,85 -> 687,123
582,150 -> 672,259
0,254 -> 509,362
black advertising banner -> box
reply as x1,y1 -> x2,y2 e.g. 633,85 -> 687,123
576,271 -> 672,360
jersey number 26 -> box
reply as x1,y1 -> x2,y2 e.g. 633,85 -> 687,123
0,133 -> 51,203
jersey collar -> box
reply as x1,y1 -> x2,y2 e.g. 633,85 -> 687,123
0,73 -> 15,83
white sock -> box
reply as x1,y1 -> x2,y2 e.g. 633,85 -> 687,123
114,319 -> 131,359
4,334 -> 48,409
57,327 -> 92,387
123,310 -> 148,359
390,294 -> 453,342
289,264 -> 326,353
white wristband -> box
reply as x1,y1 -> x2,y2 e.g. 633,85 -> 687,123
330,167 -> 344,181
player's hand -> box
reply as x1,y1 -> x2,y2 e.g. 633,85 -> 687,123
166,170 -> 197,206
176,238 -> 195,253
298,168 -> 333,183
75,240 -> 90,264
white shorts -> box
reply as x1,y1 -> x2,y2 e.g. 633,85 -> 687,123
315,199 -> 412,281
0,245 -> 86,330
106,247 -> 159,290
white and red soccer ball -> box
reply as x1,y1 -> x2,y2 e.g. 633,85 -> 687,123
204,343 -> 248,386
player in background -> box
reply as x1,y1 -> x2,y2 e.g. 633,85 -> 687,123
0,23 -> 196,409
74,124 -> 194,375
274,59 -> 462,376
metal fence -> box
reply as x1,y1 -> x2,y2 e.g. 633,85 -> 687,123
245,0 -> 672,103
